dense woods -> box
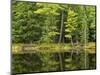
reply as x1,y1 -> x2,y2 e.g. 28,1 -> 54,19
12,0 -> 96,74
12,1 -> 96,44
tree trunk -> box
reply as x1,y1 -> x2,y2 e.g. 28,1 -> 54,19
58,10 -> 64,71
59,10 -> 64,43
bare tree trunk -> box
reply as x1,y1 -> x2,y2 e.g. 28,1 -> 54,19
80,6 -> 88,69
70,37 -> 74,59
84,6 -> 88,69
58,10 -> 64,71
59,10 -> 64,43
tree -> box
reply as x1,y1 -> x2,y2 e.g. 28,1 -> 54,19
34,3 -> 63,43
64,7 -> 78,46
12,1 -> 42,43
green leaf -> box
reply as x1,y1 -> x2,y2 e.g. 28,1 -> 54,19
65,35 -> 72,38
65,29 -> 72,32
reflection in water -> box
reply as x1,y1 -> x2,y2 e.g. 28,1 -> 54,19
12,49 -> 96,74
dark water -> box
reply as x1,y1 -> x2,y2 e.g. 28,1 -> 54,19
12,51 -> 96,74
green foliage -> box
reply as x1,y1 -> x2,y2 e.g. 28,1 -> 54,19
12,1 -> 96,73
64,8 -> 77,39
12,1 -> 96,44
34,3 -> 63,15
12,1 -> 43,43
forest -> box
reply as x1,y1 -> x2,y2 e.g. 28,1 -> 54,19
12,0 -> 96,74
